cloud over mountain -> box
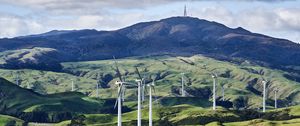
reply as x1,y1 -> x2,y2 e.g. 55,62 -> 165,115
0,0 -> 299,42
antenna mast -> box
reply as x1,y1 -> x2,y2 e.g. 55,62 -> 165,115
184,5 -> 187,17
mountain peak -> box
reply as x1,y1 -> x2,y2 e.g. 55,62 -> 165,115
119,16 -> 248,41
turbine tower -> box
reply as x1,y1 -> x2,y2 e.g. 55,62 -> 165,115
96,82 -> 99,97
211,73 -> 217,110
71,80 -> 75,91
181,73 -> 185,97
184,5 -> 187,17
113,56 -> 136,126
135,67 -> 144,126
16,72 -> 19,85
274,87 -> 279,109
136,79 -> 142,126
115,81 -> 124,126
142,77 -> 145,102
262,80 -> 267,112
221,85 -> 225,101
148,78 -> 155,126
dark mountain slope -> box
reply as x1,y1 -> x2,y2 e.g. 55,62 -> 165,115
0,16 -> 299,72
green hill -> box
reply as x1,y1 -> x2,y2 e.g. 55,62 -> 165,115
0,114 -> 24,126
61,55 -> 299,108
0,77 -> 117,123
0,54 -> 299,109
53,104 -> 300,126
1,54 -> 300,124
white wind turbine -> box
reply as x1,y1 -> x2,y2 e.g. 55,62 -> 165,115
142,75 -> 146,102
148,76 -> 156,126
262,80 -> 267,112
261,74 -> 273,112
16,72 -> 20,85
221,84 -> 225,101
181,73 -> 186,97
135,67 -> 145,126
96,82 -> 99,97
114,80 -> 126,126
274,87 -> 279,109
71,79 -> 75,91
211,73 -> 218,110
113,57 -> 136,126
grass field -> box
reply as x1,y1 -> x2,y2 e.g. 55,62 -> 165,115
1,54 -> 300,125
49,104 -> 300,126
0,114 -> 24,126
61,55 -> 300,108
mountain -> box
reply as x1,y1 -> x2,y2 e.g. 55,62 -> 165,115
0,16 -> 300,73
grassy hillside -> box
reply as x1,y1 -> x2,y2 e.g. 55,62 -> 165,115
0,55 -> 299,109
0,69 -> 97,94
61,55 -> 300,108
60,105 -> 242,126
0,77 -> 119,123
1,54 -> 300,124
54,104 -> 300,126
0,114 -> 24,126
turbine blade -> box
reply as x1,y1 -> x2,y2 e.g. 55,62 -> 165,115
117,85 -> 124,98
152,86 -> 156,93
144,83 -> 148,94
122,86 -> 126,102
113,56 -> 123,82
135,67 -> 143,80
114,98 -> 118,109
114,85 -> 123,109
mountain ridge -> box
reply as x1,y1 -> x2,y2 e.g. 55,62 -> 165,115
0,16 -> 299,73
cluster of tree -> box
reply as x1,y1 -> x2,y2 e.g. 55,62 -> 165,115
18,111 -> 73,123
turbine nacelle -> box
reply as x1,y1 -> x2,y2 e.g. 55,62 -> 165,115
211,73 -> 218,78
211,75 -> 217,78
115,81 -> 123,86
135,79 -> 143,82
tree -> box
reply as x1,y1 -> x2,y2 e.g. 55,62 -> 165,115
68,115 -> 86,126
5,120 -> 16,126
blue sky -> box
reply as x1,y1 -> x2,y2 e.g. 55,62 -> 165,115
0,0 -> 299,43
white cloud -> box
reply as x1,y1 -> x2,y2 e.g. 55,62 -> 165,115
191,6 -> 300,42
0,0 -> 299,43
276,8 -> 300,31
0,14 -> 43,38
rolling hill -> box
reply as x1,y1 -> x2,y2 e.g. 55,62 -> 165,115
0,77 -> 119,123
1,55 -> 298,109
46,105 -> 300,126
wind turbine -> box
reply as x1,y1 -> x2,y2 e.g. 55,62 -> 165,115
96,82 -> 99,97
135,67 -> 144,126
221,84 -> 225,101
113,57 -> 136,126
115,80 -> 125,126
71,80 -> 75,91
142,76 -> 146,103
181,73 -> 186,97
15,72 -> 20,85
262,79 -> 267,112
274,87 -> 279,109
148,76 -> 156,126
211,73 -> 217,110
